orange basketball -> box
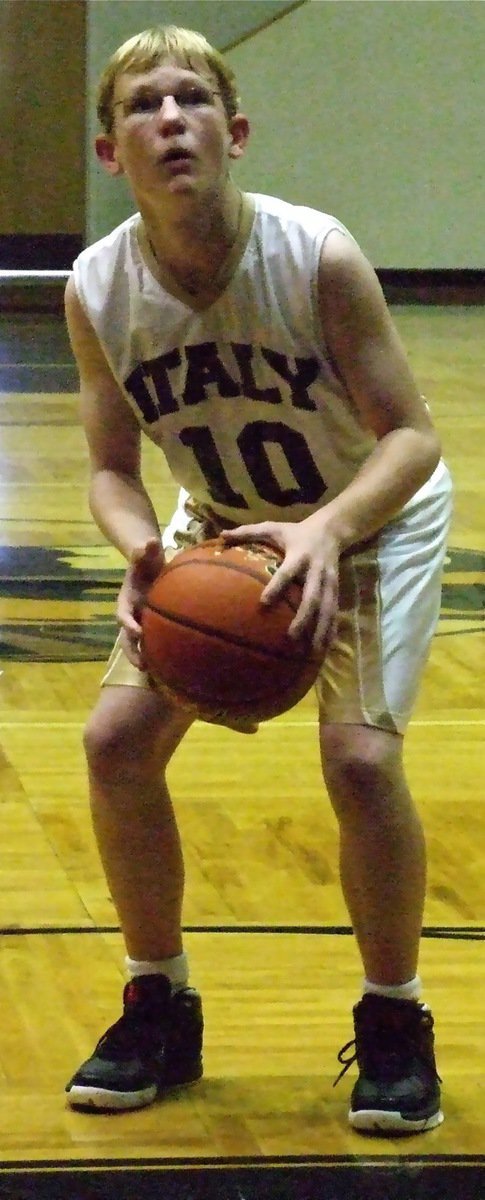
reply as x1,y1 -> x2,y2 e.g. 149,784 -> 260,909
141,539 -> 320,721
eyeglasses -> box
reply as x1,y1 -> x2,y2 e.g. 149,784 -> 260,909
114,83 -> 220,120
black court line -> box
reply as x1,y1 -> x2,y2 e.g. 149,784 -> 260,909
1,924 -> 484,940
0,1156 -> 483,1200
435,628 -> 484,638
1,1153 -> 484,1168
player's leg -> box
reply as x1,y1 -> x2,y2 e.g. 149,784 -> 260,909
84,680 -> 194,962
318,467 -> 452,985
66,492 -> 215,1112
320,721 -> 425,987
65,645 -> 203,1112
320,719 -> 442,1134
316,467 -> 451,1133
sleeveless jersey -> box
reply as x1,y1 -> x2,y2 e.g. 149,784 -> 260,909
72,193 -> 384,524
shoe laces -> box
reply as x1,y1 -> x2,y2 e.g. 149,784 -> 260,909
334,996 -> 440,1087
96,977 -> 172,1057
333,1038 -> 359,1087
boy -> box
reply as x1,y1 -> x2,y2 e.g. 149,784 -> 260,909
64,26 -> 452,1132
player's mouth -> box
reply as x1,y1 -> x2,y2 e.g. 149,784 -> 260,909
161,148 -> 195,171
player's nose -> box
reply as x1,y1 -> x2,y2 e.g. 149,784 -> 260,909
156,95 -> 186,130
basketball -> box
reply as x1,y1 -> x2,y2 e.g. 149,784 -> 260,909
140,539 -> 320,721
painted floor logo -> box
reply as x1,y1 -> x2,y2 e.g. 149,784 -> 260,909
0,543 -> 482,661
439,546 -> 484,638
0,543 -> 123,662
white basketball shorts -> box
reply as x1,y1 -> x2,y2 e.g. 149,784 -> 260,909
102,461 -> 453,734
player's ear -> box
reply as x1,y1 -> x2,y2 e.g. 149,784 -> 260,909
95,134 -> 125,176
228,114 -> 250,160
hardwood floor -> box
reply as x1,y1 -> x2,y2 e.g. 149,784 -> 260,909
0,304 -> 483,1195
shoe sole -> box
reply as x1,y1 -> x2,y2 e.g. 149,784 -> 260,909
66,1065 -> 203,1112
349,1107 -> 444,1134
66,1082 -> 158,1111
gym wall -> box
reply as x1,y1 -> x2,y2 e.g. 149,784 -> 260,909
86,0 -> 483,270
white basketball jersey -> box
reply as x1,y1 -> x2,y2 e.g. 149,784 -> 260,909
78,194 -> 453,733
72,193 -> 381,523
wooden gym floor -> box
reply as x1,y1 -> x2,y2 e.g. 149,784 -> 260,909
0,301 -> 483,1199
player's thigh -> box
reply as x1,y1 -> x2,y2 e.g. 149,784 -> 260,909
316,478 -> 451,735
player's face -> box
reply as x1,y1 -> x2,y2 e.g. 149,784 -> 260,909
104,61 -> 244,198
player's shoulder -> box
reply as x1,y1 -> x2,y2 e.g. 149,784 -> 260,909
249,191 -> 350,241
71,213 -> 140,308
73,213 -> 139,271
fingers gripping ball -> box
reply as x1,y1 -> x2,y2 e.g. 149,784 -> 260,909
140,539 -> 320,721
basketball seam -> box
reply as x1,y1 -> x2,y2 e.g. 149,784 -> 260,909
143,602 -> 311,663
156,556 -> 300,616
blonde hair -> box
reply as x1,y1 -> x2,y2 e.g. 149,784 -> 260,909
97,26 -> 240,135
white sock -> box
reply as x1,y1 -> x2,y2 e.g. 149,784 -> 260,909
363,974 -> 422,1002
125,952 -> 189,992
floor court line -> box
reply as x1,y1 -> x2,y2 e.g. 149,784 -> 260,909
0,719 -> 483,730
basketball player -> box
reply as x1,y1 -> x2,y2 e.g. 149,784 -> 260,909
64,26 -> 452,1133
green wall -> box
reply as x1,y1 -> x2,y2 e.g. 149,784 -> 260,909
86,0 -> 484,268
229,0 -> 484,268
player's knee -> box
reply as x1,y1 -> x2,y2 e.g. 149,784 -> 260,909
320,724 -> 403,818
83,688 -> 191,783
83,702 -> 160,781
84,709 -> 142,776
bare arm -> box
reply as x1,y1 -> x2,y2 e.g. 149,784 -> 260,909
65,276 -> 165,662
65,274 -> 161,558
310,229 -> 441,548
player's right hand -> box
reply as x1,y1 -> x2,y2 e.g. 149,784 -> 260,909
117,538 -> 165,668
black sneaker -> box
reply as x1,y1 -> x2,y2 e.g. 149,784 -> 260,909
335,994 -> 443,1134
65,974 -> 203,1111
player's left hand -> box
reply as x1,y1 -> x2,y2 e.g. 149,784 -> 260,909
220,520 -> 340,655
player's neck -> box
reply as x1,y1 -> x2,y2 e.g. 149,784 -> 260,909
140,183 -> 243,294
